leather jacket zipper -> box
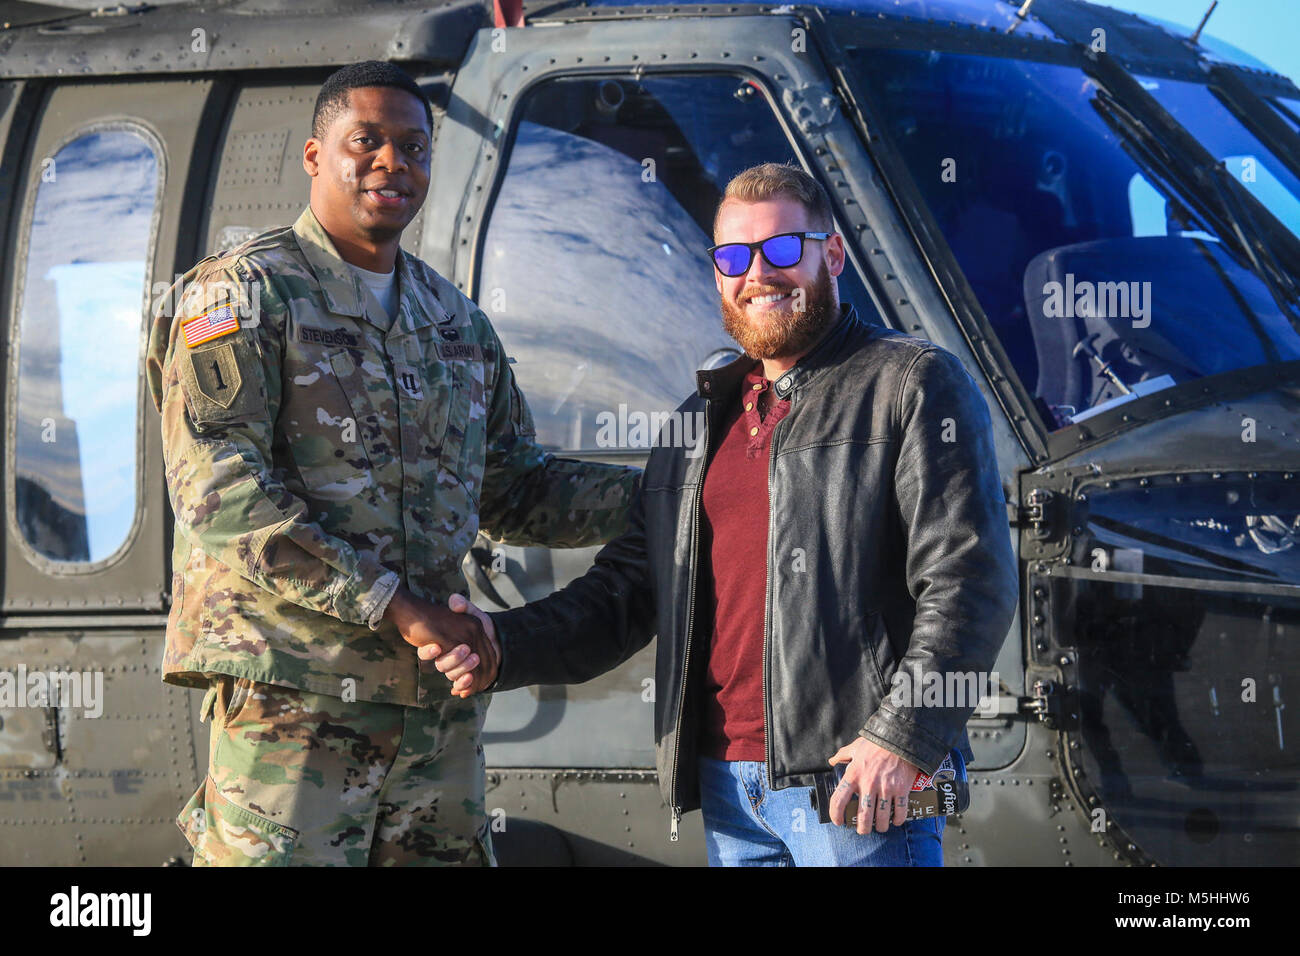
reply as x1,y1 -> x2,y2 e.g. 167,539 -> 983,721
763,410 -> 791,792
669,398 -> 709,841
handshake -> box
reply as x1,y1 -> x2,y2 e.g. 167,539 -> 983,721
383,585 -> 497,698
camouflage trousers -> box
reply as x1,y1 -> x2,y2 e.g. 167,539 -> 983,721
177,676 -> 494,866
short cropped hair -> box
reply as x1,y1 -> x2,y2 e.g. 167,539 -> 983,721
312,60 -> 433,141
714,162 -> 834,236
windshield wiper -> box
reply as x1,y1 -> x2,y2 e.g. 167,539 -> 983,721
1205,160 -> 1300,331
1086,54 -> 1300,337
1207,67 -> 1300,186
1094,91 -> 1300,336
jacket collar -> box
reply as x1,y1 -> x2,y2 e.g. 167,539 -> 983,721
695,302 -> 863,401
292,205 -> 440,335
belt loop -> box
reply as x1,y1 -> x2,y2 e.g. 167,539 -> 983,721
199,681 -> 220,724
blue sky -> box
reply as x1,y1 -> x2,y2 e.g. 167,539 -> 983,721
1102,0 -> 1299,82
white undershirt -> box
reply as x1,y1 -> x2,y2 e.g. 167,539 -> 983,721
350,261 -> 399,325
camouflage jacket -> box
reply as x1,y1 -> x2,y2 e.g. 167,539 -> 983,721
146,206 -> 640,706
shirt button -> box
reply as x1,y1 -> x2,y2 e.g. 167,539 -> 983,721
745,402 -> 753,411
750,426 -> 759,437
752,382 -> 763,391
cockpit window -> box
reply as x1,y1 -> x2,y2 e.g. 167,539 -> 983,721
845,50 -> 1300,430
12,127 -> 158,564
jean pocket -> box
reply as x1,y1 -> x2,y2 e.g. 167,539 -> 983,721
177,775 -> 299,866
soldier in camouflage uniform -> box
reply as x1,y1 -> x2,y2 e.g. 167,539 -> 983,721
145,61 -> 639,865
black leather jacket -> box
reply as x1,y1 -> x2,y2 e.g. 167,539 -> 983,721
489,304 -> 1018,836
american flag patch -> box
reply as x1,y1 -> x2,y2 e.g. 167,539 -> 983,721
181,303 -> 240,348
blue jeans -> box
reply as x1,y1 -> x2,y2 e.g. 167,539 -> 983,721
698,756 -> 945,866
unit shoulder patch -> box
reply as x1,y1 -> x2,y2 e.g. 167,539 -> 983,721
188,341 -> 243,408
179,339 -> 262,423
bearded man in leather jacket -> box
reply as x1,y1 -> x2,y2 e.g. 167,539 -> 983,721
413,162 -> 1018,867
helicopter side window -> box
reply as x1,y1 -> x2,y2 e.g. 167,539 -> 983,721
1053,476 -> 1300,865
476,73 -> 876,452
11,127 -> 159,564
846,50 -> 1300,429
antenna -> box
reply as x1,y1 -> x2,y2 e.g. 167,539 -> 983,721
1190,0 -> 1218,45
1006,0 -> 1037,36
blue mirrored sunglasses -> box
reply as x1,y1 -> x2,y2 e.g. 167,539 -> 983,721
707,231 -> 831,277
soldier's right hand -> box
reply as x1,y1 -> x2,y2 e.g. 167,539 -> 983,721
421,594 -> 497,698
386,586 -> 500,694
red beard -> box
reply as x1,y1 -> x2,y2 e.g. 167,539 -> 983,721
719,261 -> 836,360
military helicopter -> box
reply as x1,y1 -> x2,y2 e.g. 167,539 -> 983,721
0,0 -> 1296,866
